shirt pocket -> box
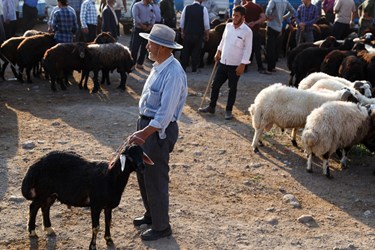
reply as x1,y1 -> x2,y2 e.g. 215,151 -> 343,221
233,36 -> 244,48
147,89 -> 161,109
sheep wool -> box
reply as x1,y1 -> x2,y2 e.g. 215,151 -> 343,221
302,101 -> 374,177
249,83 -> 355,152
87,42 -> 131,68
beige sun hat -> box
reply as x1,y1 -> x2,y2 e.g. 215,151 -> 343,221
139,24 -> 183,50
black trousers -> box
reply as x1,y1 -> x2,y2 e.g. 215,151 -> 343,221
136,118 -> 178,231
83,24 -> 97,43
332,21 -> 350,40
22,4 -> 38,31
266,27 -> 279,71
131,28 -> 148,65
251,30 -> 264,71
181,33 -> 204,71
209,62 -> 240,111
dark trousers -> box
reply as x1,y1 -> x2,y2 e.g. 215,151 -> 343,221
74,11 -> 83,42
332,21 -> 350,40
4,20 -> 17,39
181,33 -> 204,71
209,63 -> 240,111
83,24 -> 97,43
131,28 -> 148,65
22,4 -> 38,31
136,118 -> 178,231
266,27 -> 279,71
251,31 -> 264,70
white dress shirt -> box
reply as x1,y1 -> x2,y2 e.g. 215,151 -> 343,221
218,22 -> 253,66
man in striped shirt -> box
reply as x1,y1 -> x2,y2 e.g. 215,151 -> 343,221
295,0 -> 318,45
80,0 -> 98,42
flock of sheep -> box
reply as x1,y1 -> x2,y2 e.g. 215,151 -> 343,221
249,32 -> 375,179
0,30 -> 134,93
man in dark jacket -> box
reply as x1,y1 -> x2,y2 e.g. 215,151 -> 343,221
159,0 -> 176,28
179,0 -> 210,72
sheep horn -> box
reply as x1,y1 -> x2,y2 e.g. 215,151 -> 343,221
108,139 -> 129,170
143,152 -> 154,165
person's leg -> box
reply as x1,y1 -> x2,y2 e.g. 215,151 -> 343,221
88,24 -> 97,42
266,27 -> 278,71
209,63 -> 228,108
304,30 -> 314,43
137,36 -> 149,65
191,35 -> 203,72
181,35 -> 193,70
253,31 -> 264,70
139,120 -> 178,231
131,28 -> 142,65
226,66 -> 240,111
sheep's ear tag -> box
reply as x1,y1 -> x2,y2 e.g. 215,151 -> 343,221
120,155 -> 126,171
143,152 -> 154,165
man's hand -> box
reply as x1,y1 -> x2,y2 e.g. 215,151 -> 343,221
214,50 -> 221,62
299,22 -> 305,31
127,131 -> 147,146
236,64 -> 245,76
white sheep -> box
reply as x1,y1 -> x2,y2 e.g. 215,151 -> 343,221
305,77 -> 372,98
302,101 -> 375,178
248,83 -> 356,152
298,72 -> 354,90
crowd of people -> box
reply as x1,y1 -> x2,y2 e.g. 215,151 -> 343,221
0,0 -> 374,243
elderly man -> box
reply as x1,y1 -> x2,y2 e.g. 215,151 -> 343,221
127,24 -> 187,241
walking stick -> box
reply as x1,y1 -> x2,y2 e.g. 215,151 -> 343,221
199,61 -> 218,109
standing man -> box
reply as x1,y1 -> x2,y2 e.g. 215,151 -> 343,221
2,0 -> 17,39
102,0 -> 120,40
201,0 -> 219,23
243,0 -> 267,74
127,24 -> 187,241
22,0 -> 38,31
295,0 -> 319,45
51,0 -> 78,43
265,0 -> 295,74
80,0 -> 98,42
322,0 -> 335,24
180,0 -> 210,73
0,1 -> 6,44
198,5 -> 252,120
332,0 -> 356,40
159,0 -> 176,28
68,0 -> 83,41
131,0 -> 155,70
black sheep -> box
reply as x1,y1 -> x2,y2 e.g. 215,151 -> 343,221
16,33 -> 56,83
0,36 -> 26,80
21,145 -> 153,250
43,42 -> 91,91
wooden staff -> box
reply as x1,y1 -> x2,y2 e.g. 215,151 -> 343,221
199,61 -> 218,109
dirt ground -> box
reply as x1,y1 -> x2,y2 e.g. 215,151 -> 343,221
1,23 -> 375,250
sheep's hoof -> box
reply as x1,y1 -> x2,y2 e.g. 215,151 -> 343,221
105,237 -> 114,246
258,140 -> 264,146
306,169 -> 313,173
29,230 -> 38,238
44,227 -> 56,236
253,147 -> 259,153
325,174 -> 334,179
91,87 -> 99,93
291,140 -> 298,147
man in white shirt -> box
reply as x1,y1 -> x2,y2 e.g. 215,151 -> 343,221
198,5 -> 252,120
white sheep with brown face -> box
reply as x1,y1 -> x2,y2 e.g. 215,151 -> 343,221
302,102 -> 375,178
248,83 -> 357,153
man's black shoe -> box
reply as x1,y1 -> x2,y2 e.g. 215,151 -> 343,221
133,216 -> 152,227
198,106 -> 215,114
141,227 -> 172,241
